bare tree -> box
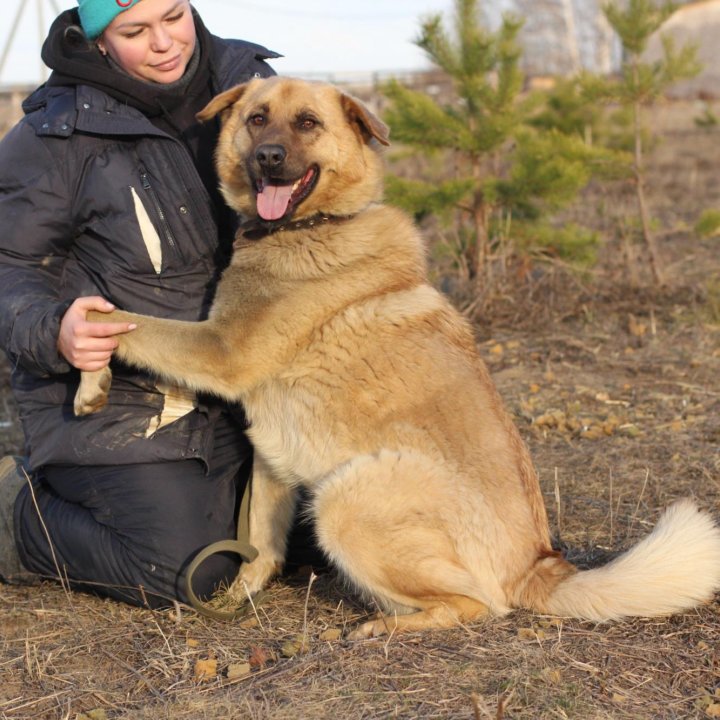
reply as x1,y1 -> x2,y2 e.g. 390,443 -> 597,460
560,0 -> 582,72
594,4 -> 617,74
574,0 -> 621,74
515,0 -> 608,76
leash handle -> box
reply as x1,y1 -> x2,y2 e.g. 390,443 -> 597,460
184,472 -> 264,620
184,539 -> 264,621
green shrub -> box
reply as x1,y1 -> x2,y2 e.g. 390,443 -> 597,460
515,222 -> 599,267
695,209 -> 720,238
694,106 -> 719,129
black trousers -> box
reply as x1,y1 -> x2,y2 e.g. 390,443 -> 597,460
14,413 -> 251,608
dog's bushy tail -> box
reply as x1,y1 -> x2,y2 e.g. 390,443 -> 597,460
531,499 -> 720,621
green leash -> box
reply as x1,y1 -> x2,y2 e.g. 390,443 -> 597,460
184,478 -> 266,620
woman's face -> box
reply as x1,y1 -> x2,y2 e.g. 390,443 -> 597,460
98,0 -> 196,84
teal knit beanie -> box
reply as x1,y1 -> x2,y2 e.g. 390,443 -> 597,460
78,0 -> 144,39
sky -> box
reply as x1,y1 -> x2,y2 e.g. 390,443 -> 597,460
0,0 -> 454,86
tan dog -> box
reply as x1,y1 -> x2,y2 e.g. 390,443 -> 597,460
75,77 -> 720,637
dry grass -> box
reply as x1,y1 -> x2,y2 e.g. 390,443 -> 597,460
1,100 -> 719,719
1,283 -> 718,720
1,568 -> 718,719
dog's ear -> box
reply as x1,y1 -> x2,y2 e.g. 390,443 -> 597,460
196,83 -> 250,123
340,93 -> 390,147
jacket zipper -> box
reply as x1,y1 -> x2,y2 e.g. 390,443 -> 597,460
139,166 -> 185,265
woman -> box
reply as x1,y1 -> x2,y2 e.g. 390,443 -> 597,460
0,0 -> 278,607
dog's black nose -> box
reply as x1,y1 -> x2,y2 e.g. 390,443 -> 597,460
255,144 -> 287,171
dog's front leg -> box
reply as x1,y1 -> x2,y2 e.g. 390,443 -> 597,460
83,309 -> 247,396
228,456 -> 297,599
73,310 -> 231,415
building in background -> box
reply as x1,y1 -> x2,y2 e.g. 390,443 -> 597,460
643,0 -> 720,98
513,0 -> 619,75
482,0 -> 620,75
487,0 -> 719,98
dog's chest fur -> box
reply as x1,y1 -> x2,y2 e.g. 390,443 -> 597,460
242,377 -> 342,485
234,281 -> 466,489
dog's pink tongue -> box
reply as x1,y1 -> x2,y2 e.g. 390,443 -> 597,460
256,185 -> 293,221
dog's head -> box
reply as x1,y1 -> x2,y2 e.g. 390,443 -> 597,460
197,77 -> 390,223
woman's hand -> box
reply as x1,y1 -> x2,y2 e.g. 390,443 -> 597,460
58,296 -> 136,371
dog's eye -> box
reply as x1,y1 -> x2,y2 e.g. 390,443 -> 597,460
298,117 -> 318,131
248,114 -> 266,127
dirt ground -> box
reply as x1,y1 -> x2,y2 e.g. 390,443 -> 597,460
0,99 -> 719,719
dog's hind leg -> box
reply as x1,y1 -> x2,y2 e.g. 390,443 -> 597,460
228,456 -> 297,600
348,596 -> 489,639
312,450 -> 507,637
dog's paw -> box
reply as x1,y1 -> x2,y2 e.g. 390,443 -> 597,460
74,368 -> 112,416
73,391 -> 109,416
347,617 -> 393,640
231,556 -> 282,597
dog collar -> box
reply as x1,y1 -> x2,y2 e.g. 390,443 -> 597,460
239,213 -> 356,241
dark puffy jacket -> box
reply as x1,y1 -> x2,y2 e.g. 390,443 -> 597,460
0,32 -> 277,470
